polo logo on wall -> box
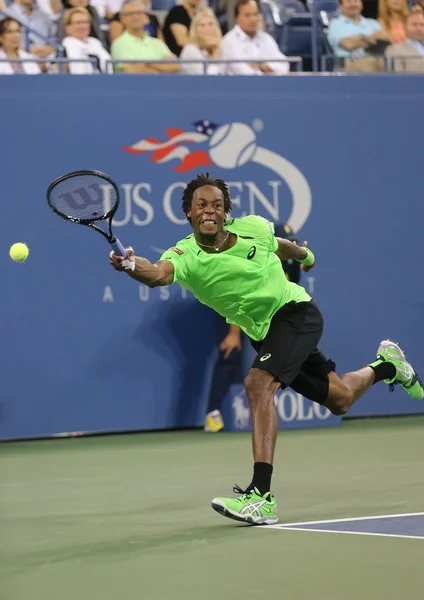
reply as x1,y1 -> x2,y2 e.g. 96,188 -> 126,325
122,120 -> 312,233
223,387 -> 341,432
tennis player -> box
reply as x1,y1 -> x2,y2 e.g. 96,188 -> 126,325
110,174 -> 423,525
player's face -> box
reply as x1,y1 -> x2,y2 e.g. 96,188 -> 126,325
188,185 -> 225,237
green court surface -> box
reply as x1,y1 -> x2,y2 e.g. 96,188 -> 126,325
1,416 -> 424,600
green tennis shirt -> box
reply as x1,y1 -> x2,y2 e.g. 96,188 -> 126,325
159,215 -> 311,341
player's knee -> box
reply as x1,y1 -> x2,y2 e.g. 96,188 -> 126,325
329,402 -> 349,416
244,370 -> 276,406
244,372 -> 259,400
326,387 -> 352,416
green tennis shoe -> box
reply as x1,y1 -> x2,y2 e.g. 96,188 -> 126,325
369,339 -> 423,400
211,486 -> 278,525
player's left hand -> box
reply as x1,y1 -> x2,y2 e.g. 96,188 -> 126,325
299,240 -> 316,272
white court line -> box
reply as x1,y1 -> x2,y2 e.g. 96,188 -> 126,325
264,527 -> 424,541
262,511 -> 424,529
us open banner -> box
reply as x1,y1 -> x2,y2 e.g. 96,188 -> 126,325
1,75 -> 423,440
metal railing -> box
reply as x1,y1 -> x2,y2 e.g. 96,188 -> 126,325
320,53 -> 424,73
105,57 -> 304,74
0,57 -> 98,74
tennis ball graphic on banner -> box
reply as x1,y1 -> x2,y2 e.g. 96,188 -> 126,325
209,123 -> 257,168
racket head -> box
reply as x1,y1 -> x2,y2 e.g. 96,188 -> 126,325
47,170 -> 120,225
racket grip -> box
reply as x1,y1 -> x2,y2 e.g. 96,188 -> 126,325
110,238 -> 127,258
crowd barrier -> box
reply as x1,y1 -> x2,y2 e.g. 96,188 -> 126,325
1,74 -> 424,440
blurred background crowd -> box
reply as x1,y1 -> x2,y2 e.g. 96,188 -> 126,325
1,0 -> 424,74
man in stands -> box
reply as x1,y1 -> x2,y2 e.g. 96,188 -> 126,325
328,0 -> 391,71
222,0 -> 289,75
385,6 -> 424,73
111,0 -> 180,73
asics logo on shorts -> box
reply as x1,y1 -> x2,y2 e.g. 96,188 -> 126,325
260,353 -> 272,362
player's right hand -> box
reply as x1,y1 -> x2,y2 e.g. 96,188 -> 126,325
109,247 -> 135,272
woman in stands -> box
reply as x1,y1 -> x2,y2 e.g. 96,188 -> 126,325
378,0 -> 409,43
180,8 -> 225,74
109,0 -> 163,43
0,17 -> 41,74
62,7 -> 112,72
57,0 -> 106,46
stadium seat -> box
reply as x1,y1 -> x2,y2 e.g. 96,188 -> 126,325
277,0 -> 307,21
279,14 -> 313,58
261,2 -> 281,39
307,0 -> 340,15
151,0 -> 176,10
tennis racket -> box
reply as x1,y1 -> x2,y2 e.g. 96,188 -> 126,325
47,169 -> 127,257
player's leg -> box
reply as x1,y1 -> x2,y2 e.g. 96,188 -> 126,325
246,301 -> 323,489
322,339 -> 423,414
211,301 -> 323,525
292,340 -> 423,417
324,369 -> 376,415
205,315 -> 242,432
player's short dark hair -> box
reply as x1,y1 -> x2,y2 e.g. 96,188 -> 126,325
235,0 -> 260,17
181,173 -> 232,223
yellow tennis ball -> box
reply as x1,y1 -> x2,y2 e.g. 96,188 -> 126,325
9,243 -> 29,262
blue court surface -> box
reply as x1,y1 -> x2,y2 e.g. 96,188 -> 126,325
263,513 -> 424,539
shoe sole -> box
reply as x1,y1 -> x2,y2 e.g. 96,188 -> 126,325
211,499 -> 278,525
204,426 -> 224,433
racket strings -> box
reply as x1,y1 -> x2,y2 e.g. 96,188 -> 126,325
48,174 -> 118,222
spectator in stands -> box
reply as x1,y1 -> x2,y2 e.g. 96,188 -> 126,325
0,16 -> 41,73
328,0 -> 390,71
57,0 -> 106,45
111,0 -> 179,72
5,0 -> 57,57
83,0 -> 122,20
180,8 -> 226,74
221,0 -> 289,75
36,0 -> 63,22
62,7 -> 111,72
378,0 -> 408,43
109,0 -> 162,44
163,0 -> 203,57
385,6 -> 424,72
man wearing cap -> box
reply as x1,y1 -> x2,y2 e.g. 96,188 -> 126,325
204,222 -> 302,433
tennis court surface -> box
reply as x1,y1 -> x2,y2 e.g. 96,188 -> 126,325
1,416 -> 423,600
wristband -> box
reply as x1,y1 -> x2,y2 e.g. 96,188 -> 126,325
299,247 -> 315,267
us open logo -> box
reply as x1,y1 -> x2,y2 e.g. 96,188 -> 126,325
123,119 -> 312,233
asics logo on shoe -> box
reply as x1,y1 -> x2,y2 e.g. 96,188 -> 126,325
240,499 -> 268,516
260,353 -> 271,362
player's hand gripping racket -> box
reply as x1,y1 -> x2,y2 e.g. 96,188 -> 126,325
47,170 -> 128,258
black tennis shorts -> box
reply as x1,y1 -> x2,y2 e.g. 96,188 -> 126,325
250,301 -> 336,404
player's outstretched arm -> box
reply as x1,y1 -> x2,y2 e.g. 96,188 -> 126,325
275,238 -> 316,272
109,247 -> 174,287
